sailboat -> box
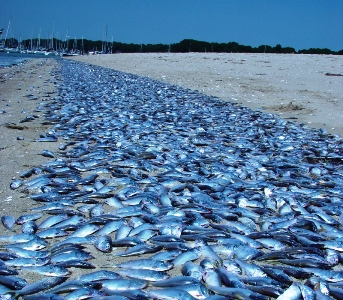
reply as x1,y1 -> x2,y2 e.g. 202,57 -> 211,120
0,28 -> 4,51
2,18 -> 20,53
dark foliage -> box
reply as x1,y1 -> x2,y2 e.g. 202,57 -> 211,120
11,37 -> 343,55
298,48 -> 337,55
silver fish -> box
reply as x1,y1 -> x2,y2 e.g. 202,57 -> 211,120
1,216 -> 15,230
0,233 -> 35,243
152,276 -> 200,287
36,228 -> 69,239
4,257 -> 49,267
16,213 -> 43,225
234,258 -> 267,278
68,223 -> 100,238
21,265 -> 70,276
6,236 -> 49,250
14,276 -> 67,297
21,221 -> 38,234
78,270 -> 121,282
172,247 -> 202,266
276,282 -> 302,300
177,283 -> 211,300
114,244 -> 162,257
95,220 -> 125,236
64,287 -> 106,300
37,214 -> 69,229
41,150 -> 56,158
50,249 -> 93,263
148,288 -> 197,300
101,278 -> 148,291
0,274 -> 28,289
181,262 -> 203,281
10,179 -> 23,190
115,268 -> 169,281
94,235 -> 112,253
114,258 -> 173,271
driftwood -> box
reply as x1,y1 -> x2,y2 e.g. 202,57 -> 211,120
325,73 -> 343,77
4,122 -> 28,130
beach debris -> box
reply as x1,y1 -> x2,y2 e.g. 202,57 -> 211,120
4,196 -> 13,203
19,115 -> 37,123
325,73 -> 343,76
4,122 -> 28,130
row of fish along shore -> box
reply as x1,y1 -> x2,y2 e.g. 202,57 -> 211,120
0,53 -> 341,299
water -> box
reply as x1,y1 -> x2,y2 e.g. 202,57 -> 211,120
0,52 -> 54,67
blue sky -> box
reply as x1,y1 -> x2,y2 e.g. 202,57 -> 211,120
1,0 -> 342,51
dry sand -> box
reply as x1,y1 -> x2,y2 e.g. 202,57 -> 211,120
0,58 -> 59,218
69,53 -> 343,136
0,58 -> 63,282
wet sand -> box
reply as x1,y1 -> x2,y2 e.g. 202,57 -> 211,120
69,53 -> 343,137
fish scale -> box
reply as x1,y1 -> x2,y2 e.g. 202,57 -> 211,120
1,58 -> 343,299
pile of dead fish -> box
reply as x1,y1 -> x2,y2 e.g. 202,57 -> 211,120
2,59 -> 343,299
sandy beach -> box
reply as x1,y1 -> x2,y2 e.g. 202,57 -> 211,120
69,53 -> 343,137
0,59 -> 59,218
0,54 -> 342,290
0,57 -> 186,282
0,58 -> 74,283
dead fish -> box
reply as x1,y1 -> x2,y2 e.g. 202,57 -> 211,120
94,235 -> 112,253
21,265 -> 70,277
6,58 -> 343,299
78,270 -> 121,282
10,179 -> 23,190
6,247 -> 50,259
148,288 -> 197,300
56,260 -> 96,269
0,275 -> 28,290
16,213 -> 43,225
113,258 -> 173,271
6,236 -> 49,251
21,221 -> 38,234
4,257 -> 49,267
115,268 -> 169,281
41,150 -> 56,158
115,244 -> 163,257
50,249 -> 93,263
1,216 -> 15,230
101,278 -> 148,292
14,276 -> 68,297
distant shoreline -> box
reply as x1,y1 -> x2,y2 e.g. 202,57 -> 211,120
0,52 -> 56,68
5,38 -> 343,56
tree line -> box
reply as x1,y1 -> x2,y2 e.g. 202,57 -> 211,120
12,37 -> 343,55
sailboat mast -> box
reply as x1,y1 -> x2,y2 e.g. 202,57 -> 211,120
51,20 -> 54,50
106,24 -> 108,53
4,17 -> 11,47
38,28 -> 41,49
